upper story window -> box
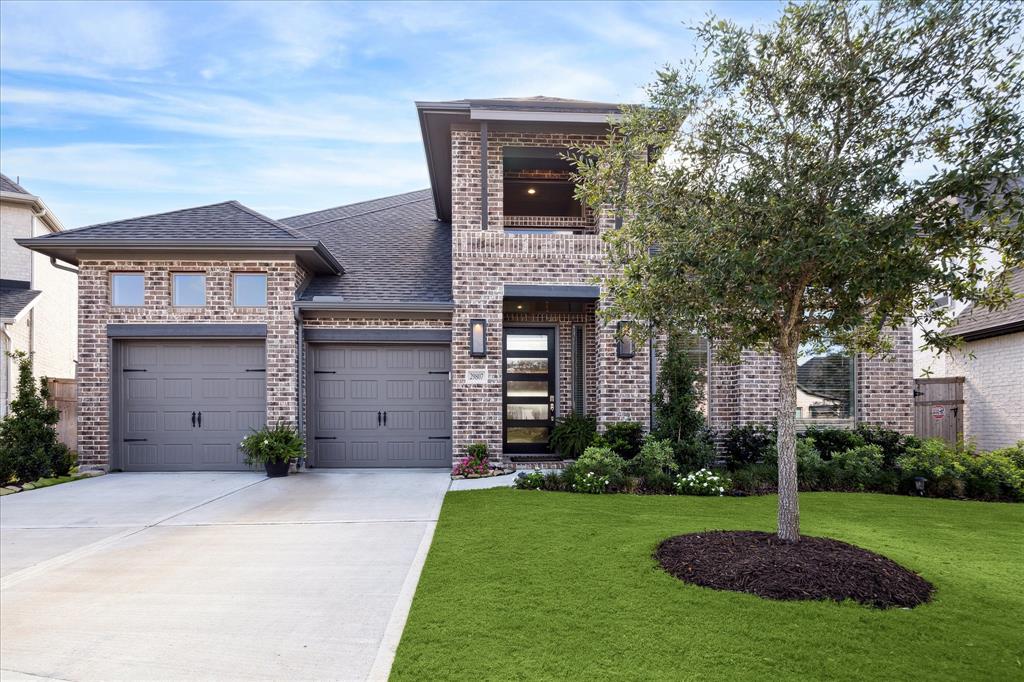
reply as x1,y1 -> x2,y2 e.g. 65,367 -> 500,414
797,343 -> 854,423
233,273 -> 267,307
111,273 -> 144,307
172,273 -> 206,307
502,147 -> 593,232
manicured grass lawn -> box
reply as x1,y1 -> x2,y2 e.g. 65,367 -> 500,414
391,490 -> 1023,681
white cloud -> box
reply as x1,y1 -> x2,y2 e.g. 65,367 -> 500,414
0,1 -> 167,77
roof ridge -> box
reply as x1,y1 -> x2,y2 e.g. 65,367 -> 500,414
295,195 -> 434,231
226,201 -> 307,240
282,189 -> 431,225
36,200 -> 241,239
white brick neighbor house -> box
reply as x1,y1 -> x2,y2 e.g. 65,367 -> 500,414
18,97 -> 913,472
945,268 -> 1024,451
1,174 -> 77,417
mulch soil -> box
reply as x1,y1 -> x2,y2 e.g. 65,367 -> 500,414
654,530 -> 934,609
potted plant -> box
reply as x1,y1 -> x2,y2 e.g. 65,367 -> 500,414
240,422 -> 304,477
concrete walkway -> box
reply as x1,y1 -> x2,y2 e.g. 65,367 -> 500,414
0,470 -> 450,681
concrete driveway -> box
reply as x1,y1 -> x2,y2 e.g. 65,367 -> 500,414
0,470 -> 450,681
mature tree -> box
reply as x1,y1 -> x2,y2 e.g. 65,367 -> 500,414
576,0 -> 1023,541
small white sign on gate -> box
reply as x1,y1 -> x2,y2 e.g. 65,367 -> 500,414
465,368 -> 488,385
931,405 -> 945,420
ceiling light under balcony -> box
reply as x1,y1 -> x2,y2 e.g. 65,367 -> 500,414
527,187 -> 536,195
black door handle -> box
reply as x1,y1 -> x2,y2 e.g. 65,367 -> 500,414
378,411 -> 382,427
192,411 -> 196,428
383,411 -> 387,426
197,411 -> 202,428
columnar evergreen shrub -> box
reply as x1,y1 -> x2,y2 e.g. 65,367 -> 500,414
652,334 -> 716,470
0,351 -> 73,483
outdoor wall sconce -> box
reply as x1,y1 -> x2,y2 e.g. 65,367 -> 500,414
616,321 -> 635,359
469,319 -> 487,357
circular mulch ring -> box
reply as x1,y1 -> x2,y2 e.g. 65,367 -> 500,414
654,531 -> 934,609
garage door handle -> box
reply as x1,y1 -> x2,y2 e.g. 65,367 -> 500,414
197,411 -> 202,428
378,411 -> 382,427
314,370 -> 336,374
192,411 -> 196,428
124,438 -> 148,442
245,368 -> 266,373
428,436 -> 452,440
383,411 -> 387,426
314,436 -> 337,440
122,368 -> 147,373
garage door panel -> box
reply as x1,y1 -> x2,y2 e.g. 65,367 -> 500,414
310,344 -> 451,468
118,340 -> 266,471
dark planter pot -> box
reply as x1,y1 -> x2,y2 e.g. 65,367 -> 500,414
264,460 -> 290,478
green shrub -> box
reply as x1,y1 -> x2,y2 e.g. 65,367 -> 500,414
0,351 -> 65,483
643,470 -> 676,494
628,437 -> 679,478
570,470 -> 612,494
651,333 -> 715,471
514,468 -> 546,490
598,421 -> 644,460
729,463 -> 777,495
830,444 -> 885,491
240,421 -> 304,466
550,413 -> 597,459
962,451 -> 1024,502
576,446 -> 627,478
674,468 -> 731,496
856,423 -> 919,467
466,442 -> 488,461
50,443 -> 76,477
993,441 -> 1024,469
896,438 -> 978,498
723,424 -> 775,470
803,426 -> 866,459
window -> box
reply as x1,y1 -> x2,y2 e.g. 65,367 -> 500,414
572,324 -> 585,413
797,343 -> 854,422
111,273 -> 144,307
234,273 -> 267,307
172,273 -> 206,306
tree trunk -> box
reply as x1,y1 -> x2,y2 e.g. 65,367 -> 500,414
776,343 -> 800,542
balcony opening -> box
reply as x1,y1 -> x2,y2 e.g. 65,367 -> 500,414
502,147 -> 594,233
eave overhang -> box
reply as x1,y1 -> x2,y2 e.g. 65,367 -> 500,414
294,299 -> 454,314
13,237 -> 344,275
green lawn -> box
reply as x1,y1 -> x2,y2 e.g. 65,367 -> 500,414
391,490 -> 1024,681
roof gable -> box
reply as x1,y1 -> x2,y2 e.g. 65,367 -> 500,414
0,173 -> 31,196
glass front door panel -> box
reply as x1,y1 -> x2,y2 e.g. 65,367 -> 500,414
504,327 -> 557,454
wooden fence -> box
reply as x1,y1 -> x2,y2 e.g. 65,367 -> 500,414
46,378 -> 76,451
913,376 -> 964,444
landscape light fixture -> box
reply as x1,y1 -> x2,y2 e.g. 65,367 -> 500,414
527,187 -> 536,194
914,477 -> 927,496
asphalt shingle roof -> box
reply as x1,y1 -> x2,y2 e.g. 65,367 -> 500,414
947,268 -> 1024,340
283,190 -> 452,304
0,173 -> 31,195
0,284 -> 42,321
434,96 -> 622,114
29,201 -> 307,241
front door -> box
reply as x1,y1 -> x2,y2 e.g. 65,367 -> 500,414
503,327 -> 556,454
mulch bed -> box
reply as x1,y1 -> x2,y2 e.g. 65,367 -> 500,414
654,530 -> 934,609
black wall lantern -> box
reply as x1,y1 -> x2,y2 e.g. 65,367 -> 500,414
469,319 -> 487,357
616,321 -> 635,358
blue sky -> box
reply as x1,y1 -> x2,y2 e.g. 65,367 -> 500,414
0,1 -> 779,227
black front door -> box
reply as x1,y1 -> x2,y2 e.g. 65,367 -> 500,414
503,327 -> 556,454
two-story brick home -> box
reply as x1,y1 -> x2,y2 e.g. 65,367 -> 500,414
19,96 -> 913,472
1,173 -> 77,418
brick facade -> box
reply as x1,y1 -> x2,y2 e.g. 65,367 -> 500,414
450,125 -> 651,463
76,257 -> 300,468
706,327 -> 915,438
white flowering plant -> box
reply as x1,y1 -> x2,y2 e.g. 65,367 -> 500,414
674,468 -> 731,496
572,470 -> 612,494
240,421 -> 304,465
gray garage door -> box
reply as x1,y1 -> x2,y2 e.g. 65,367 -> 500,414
309,344 -> 451,468
117,340 -> 266,471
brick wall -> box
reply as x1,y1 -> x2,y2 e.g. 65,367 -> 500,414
705,327 -> 915,438
76,257 -> 300,468
946,331 -> 1023,450
450,125 -> 651,462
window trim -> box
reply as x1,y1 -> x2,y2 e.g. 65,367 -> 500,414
110,272 -> 145,308
171,272 -> 207,307
232,272 -> 268,308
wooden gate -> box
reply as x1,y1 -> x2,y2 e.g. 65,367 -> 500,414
46,378 -> 77,450
914,377 -> 963,444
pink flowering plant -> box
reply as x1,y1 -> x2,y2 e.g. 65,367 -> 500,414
452,442 -> 490,477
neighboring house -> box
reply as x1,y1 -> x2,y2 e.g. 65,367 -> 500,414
1,174 -> 77,417
18,96 -> 913,472
944,267 -> 1024,451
